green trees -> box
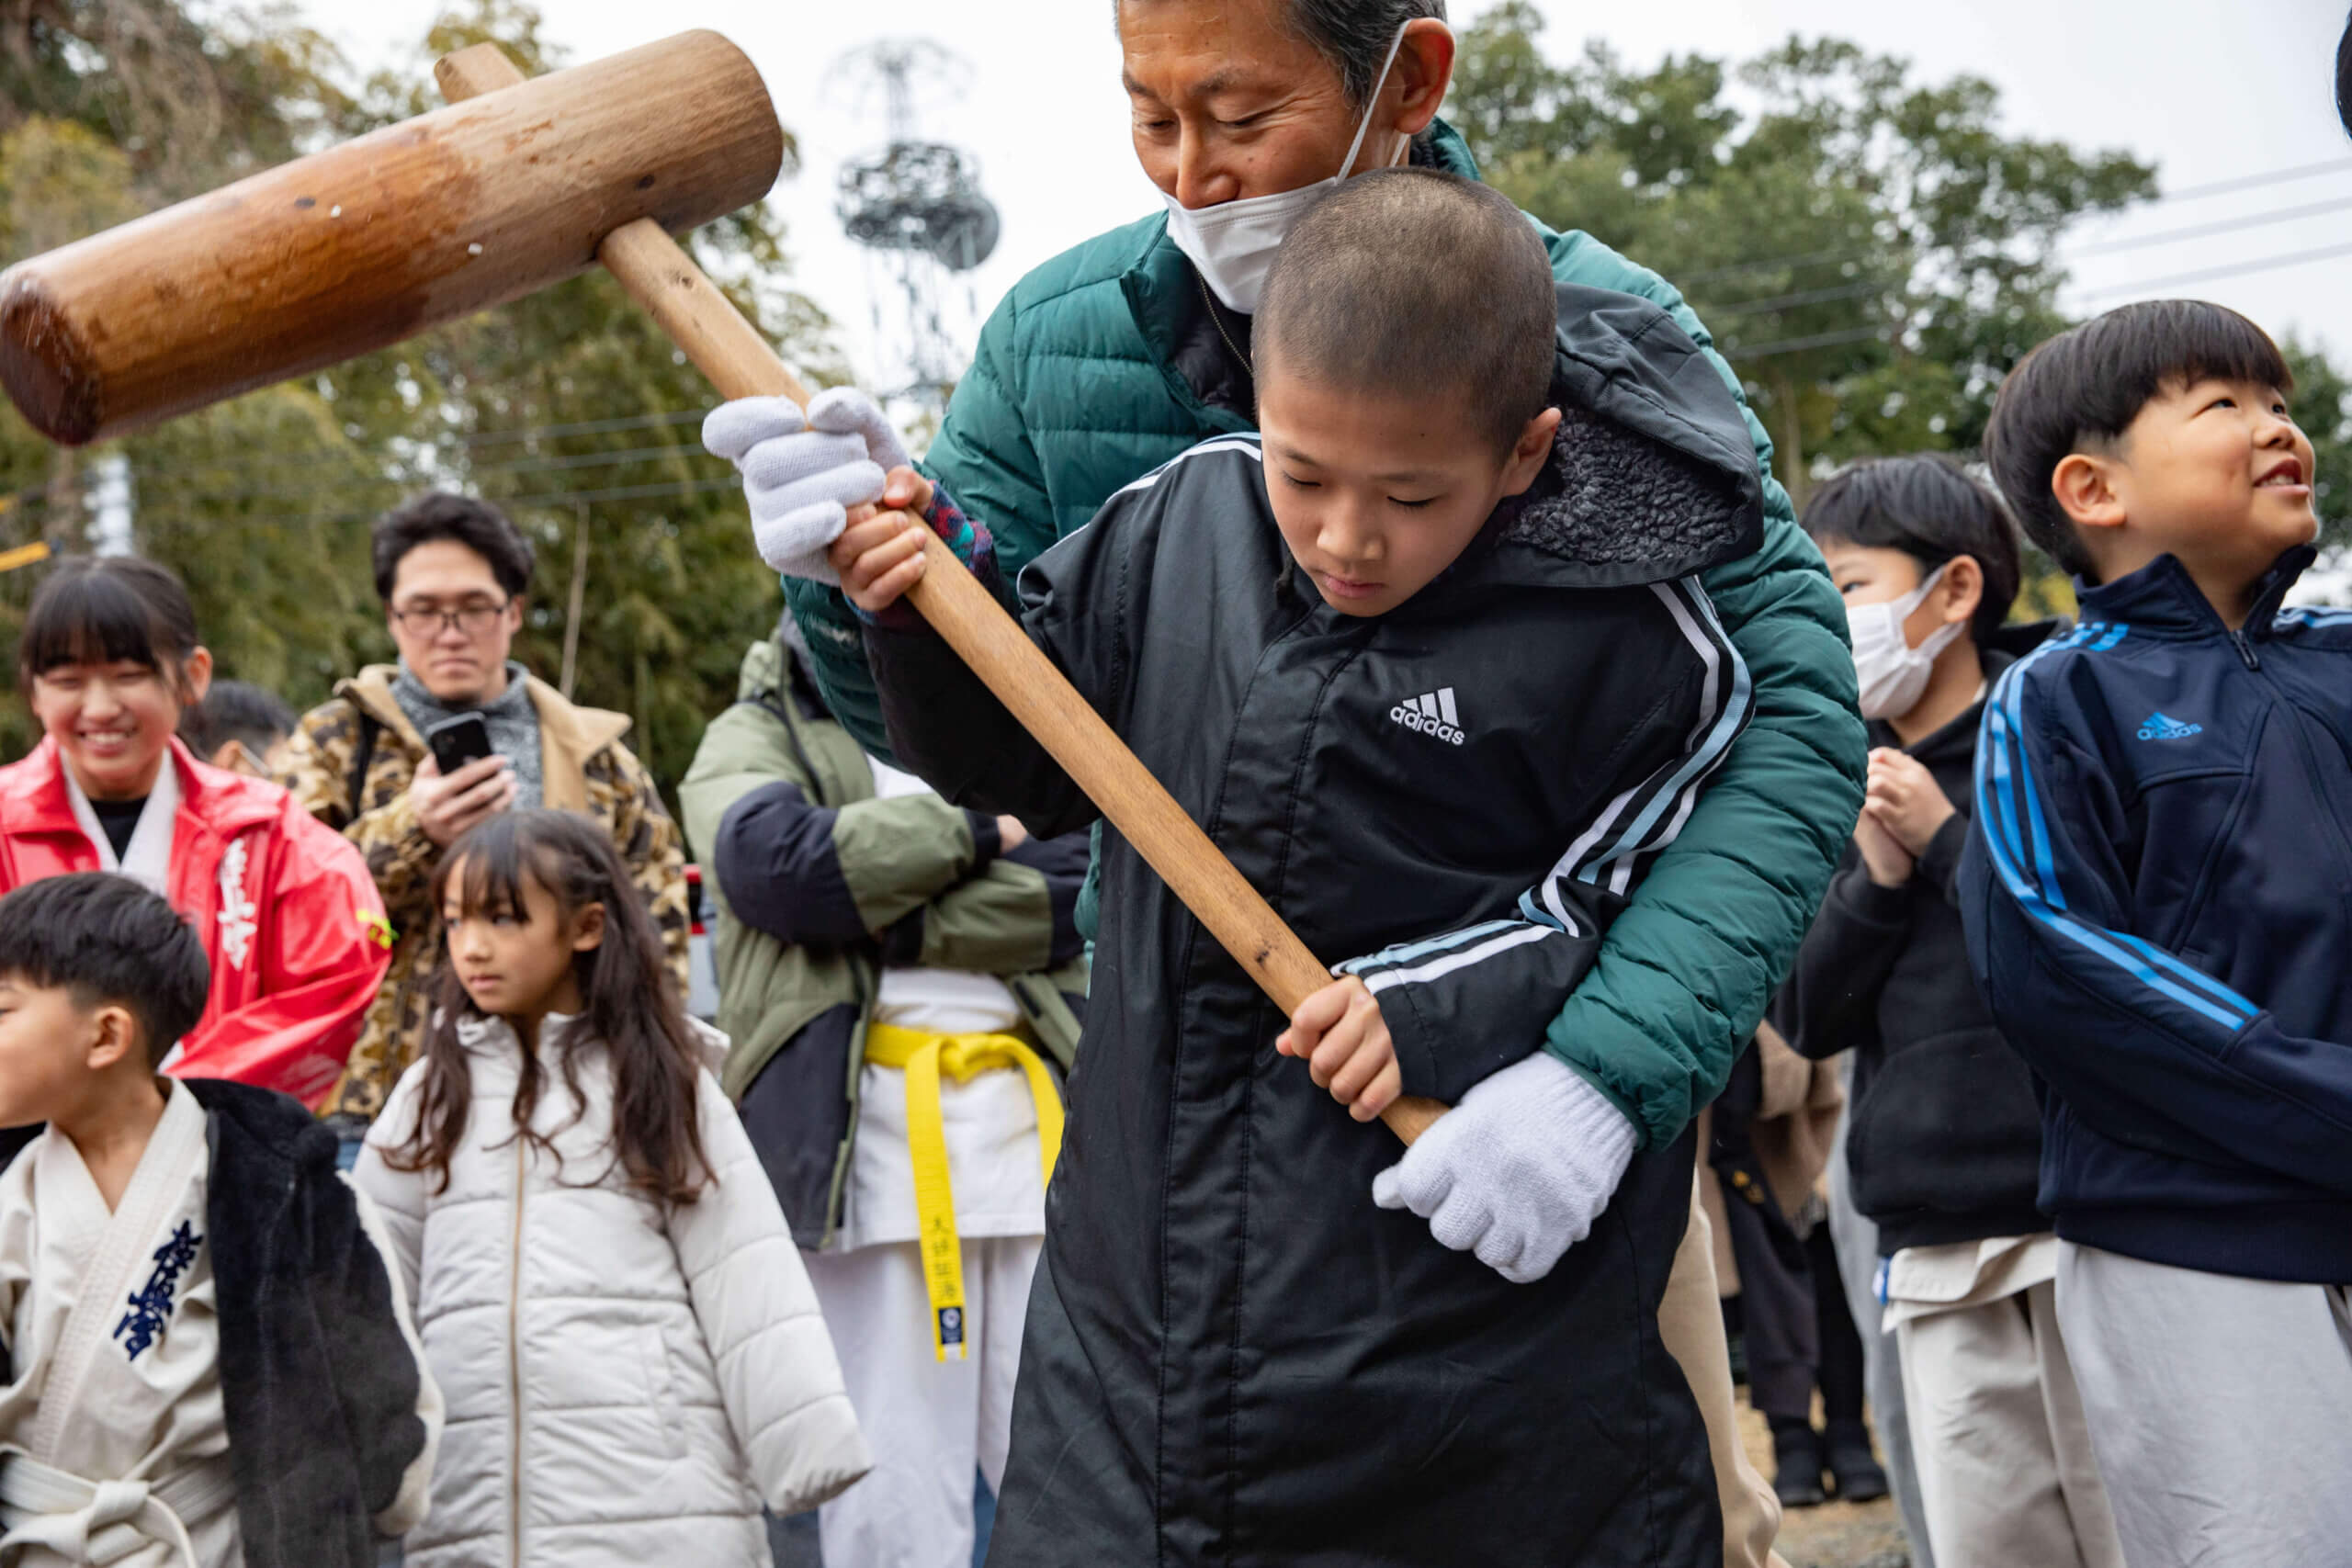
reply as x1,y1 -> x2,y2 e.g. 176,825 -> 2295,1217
1453,4 -> 2160,512
8,2 -> 2346,780
0,0 -> 834,795
1450,2 -> 2349,567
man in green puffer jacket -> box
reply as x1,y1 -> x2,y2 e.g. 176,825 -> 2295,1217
725,40 -> 1859,1165
706,8 -> 1859,1564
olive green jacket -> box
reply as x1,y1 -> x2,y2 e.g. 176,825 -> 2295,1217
679,634 -> 1088,1247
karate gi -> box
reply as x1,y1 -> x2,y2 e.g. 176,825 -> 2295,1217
803,760 -> 1051,1568
0,1084 -> 239,1567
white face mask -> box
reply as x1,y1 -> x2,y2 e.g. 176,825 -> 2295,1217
1158,24 -> 1415,314
1848,562 -> 1965,721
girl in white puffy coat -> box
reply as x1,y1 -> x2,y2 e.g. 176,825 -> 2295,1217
356,809 -> 870,1567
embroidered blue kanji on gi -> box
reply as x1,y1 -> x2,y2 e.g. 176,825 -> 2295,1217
114,1220 -> 202,1361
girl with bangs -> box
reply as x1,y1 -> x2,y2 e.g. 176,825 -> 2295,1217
0,556 -> 390,1103
354,808 -> 870,1568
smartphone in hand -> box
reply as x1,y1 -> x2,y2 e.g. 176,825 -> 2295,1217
425,712 -> 496,775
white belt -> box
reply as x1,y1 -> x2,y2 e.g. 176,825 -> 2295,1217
0,1448 -> 233,1566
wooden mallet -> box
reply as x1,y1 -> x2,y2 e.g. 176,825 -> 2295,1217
0,31 -> 1444,1143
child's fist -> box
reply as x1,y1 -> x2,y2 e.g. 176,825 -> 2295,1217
1276,976 -> 1401,1121
830,509 -> 928,612
830,467 -> 944,614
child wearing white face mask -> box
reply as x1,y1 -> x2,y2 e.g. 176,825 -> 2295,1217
1772,456 -> 2124,1568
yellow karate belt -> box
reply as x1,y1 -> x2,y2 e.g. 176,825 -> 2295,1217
863,1021 -> 1065,1362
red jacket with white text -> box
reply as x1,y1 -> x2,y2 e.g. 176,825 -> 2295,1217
0,737 -> 390,1106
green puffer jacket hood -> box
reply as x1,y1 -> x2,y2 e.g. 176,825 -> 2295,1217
784,118 -> 1866,1152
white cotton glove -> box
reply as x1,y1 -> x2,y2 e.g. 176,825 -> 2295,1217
1371,1051 -> 1637,1284
703,387 -> 912,585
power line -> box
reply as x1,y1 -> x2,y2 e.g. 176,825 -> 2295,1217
460,445 -> 724,482
1705,278 -> 1884,319
124,427 -> 729,496
473,474 -> 741,509
1674,156 -> 2352,292
458,410 -> 707,447
2155,157 -> 2352,203
1681,243 -> 1879,288
1726,226 -> 2352,356
1721,324 -> 1889,360
2067,196 -> 2352,259
129,475 -> 743,533
1724,232 -> 2352,357
2072,239 -> 2352,300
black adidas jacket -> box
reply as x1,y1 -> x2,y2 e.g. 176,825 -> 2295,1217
1773,632 -> 2055,1252
867,285 -> 1763,1566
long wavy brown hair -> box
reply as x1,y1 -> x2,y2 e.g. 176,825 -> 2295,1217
387,809 -> 709,1203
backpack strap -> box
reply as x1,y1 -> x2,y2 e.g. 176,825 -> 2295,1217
345,710 -> 382,823
734,694 -> 830,807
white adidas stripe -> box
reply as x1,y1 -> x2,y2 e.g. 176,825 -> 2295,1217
1111,434 -> 1264,498
1362,923 -> 1555,994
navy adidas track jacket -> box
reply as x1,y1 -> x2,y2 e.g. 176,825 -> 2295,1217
1958,546 -> 2352,1283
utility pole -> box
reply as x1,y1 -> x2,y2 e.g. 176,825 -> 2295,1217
560,500 -> 589,699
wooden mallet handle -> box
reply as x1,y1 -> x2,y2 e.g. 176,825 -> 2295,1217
435,45 -> 1445,1147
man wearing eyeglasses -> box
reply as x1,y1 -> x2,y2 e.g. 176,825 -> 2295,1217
277,491 -> 691,1159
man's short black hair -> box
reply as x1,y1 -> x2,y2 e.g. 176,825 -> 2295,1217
1804,456 -> 2022,641
371,491 -> 535,603
17,555 -> 200,692
1984,300 -> 2293,582
181,679 -> 296,759
1257,167 -> 1556,456
0,874 -> 209,1066
2337,6 -> 2350,139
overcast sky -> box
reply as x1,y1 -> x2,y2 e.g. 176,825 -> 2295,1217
302,0 -> 2352,401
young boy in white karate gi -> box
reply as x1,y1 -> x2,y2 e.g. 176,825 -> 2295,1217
0,873 -> 439,1568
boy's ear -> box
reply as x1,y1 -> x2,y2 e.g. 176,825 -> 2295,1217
570,901 -> 607,955
84,1003 -> 144,1074
1939,554 -> 1985,627
1499,407 -> 1563,498
2051,451 -> 2129,534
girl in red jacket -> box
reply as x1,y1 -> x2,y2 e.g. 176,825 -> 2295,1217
0,556 -> 390,1105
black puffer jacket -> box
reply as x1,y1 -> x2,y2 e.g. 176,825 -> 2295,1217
868,285 -> 1764,1566
0,1078 -> 433,1568
1773,629 -> 2057,1251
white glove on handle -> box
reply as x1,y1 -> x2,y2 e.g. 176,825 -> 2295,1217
704,388 -> 912,586
1371,1051 -> 1636,1284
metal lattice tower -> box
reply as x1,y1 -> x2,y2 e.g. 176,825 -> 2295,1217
832,40 -> 1001,417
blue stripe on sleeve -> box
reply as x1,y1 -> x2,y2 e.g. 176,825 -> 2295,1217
1975,635 -> 2254,1033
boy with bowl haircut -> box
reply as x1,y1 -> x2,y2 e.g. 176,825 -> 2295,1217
1963,299 -> 2352,1566
831,167 -> 1763,1564
0,874 -> 440,1568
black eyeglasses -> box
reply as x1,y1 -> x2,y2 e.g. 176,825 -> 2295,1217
390,599 -> 511,636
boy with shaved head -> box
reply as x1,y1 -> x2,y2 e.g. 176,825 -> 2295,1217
833,168 -> 1762,1563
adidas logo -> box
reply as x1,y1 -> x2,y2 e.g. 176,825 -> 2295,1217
2136,712 -> 2203,741
1389,687 -> 1465,746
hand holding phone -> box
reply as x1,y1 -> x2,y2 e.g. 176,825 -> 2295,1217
413,716 -> 514,848
425,712 -> 495,774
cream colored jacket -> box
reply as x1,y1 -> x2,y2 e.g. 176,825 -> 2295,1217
356,1013 -> 868,1568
